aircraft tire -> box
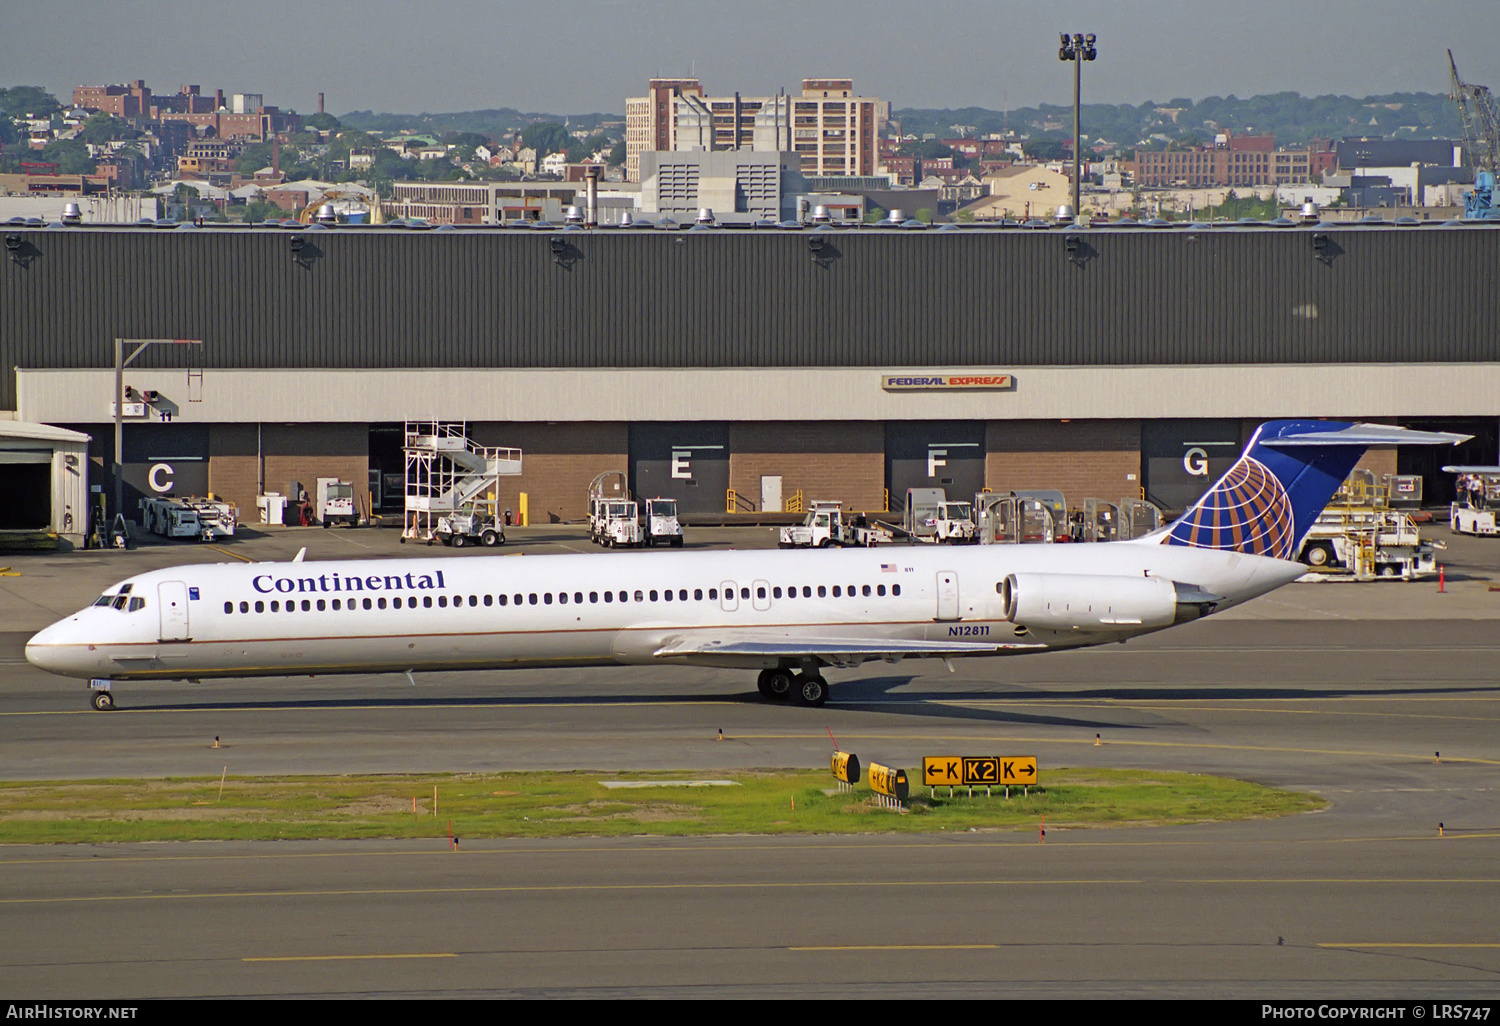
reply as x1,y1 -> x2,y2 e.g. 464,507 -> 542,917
91,691 -> 114,711
1303,542 -> 1334,567
759,669 -> 794,701
792,674 -> 828,707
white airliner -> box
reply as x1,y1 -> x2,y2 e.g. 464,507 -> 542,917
26,421 -> 1467,710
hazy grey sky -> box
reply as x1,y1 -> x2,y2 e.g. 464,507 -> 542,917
6,1 -> 1499,115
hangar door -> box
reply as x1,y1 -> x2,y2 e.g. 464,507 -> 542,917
0,451 -> 51,530
885,422 -> 985,514
121,424 -> 210,519
1141,419 -> 1242,515
629,423 -> 730,515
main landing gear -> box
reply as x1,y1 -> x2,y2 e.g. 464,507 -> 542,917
756,667 -> 828,707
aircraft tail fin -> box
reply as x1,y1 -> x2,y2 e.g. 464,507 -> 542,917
1158,421 -> 1469,559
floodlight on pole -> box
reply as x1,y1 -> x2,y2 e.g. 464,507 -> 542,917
1058,31 -> 1097,222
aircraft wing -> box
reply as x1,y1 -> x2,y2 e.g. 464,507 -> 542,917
653,634 -> 1045,666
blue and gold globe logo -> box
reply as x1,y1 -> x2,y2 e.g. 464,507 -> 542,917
1165,456 -> 1297,559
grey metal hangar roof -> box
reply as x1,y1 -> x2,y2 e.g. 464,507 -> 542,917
1,220 -> 1497,411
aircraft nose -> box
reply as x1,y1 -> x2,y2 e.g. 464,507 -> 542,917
26,621 -> 88,678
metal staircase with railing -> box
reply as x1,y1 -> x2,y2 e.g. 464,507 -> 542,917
403,421 -> 522,541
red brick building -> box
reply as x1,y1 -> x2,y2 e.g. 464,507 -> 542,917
1134,132 -> 1337,188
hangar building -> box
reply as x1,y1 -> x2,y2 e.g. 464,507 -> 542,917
2,220 -> 1496,538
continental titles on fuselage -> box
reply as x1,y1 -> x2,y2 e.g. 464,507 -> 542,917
251,570 -> 448,595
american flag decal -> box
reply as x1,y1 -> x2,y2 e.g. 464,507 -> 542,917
880,563 -> 897,573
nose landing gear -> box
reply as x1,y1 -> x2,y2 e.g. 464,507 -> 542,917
90,689 -> 115,711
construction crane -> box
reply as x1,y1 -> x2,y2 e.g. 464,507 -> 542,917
1448,49 -> 1500,219
295,189 -> 377,224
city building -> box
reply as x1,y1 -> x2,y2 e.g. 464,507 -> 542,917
382,181 -> 585,224
624,77 -> 887,182
1134,133 -> 1337,188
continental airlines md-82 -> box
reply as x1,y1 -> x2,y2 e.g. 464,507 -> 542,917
26,421 -> 1466,710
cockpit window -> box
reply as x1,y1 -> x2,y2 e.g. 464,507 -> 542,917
93,596 -> 113,607
111,596 -> 128,610
127,597 -> 145,612
118,583 -> 132,595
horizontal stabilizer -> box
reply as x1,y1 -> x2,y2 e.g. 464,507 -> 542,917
1263,424 -> 1472,448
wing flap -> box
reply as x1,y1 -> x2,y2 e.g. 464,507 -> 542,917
653,635 -> 1044,661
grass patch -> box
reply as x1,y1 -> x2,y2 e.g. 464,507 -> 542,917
0,768 -> 1323,844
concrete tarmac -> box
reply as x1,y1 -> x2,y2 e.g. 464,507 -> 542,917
1,525 -> 1498,998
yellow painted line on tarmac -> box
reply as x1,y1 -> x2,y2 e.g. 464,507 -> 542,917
942,700 -> 1500,722
244,953 -> 455,962
789,944 -> 998,952
2,832 -> 1499,870
727,733 -> 1500,767
0,878 -> 1135,906
1319,943 -> 1500,950
206,546 -> 254,563
9,877 -> 1500,907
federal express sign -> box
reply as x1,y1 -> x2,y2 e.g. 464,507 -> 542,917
882,372 -> 1014,391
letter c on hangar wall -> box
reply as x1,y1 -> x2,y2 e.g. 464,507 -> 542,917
148,463 -> 174,493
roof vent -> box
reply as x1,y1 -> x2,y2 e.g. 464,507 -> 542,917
696,207 -> 715,225
61,203 -> 82,226
811,205 -> 832,224
564,205 -> 585,224
1056,204 -> 1076,224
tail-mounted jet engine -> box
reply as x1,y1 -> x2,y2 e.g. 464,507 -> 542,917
1000,573 -> 1221,631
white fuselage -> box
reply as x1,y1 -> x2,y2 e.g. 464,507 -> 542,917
25,541 -> 1304,683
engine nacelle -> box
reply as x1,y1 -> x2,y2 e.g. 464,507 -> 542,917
1000,573 -> 1212,631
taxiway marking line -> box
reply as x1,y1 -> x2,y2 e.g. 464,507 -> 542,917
789,944 -> 997,952
2,833 -> 1497,869
243,953 -> 455,961
206,546 -> 254,563
1320,948 -> 1500,954
4,877 -> 1500,906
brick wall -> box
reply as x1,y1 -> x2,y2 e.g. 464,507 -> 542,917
470,422 -> 628,523
729,422 -> 885,512
207,424 -> 260,517
985,420 -> 1142,508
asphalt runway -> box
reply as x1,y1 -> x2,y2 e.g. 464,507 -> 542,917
1,525 -> 1498,997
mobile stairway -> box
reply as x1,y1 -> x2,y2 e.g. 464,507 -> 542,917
402,421 -> 522,543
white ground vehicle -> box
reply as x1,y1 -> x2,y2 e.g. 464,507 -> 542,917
1297,506 -> 1441,579
434,504 -> 505,548
595,500 -> 643,547
1445,466 -> 1500,537
316,478 -> 359,528
904,488 -> 976,543
187,498 -> 238,540
779,501 -> 892,548
642,498 -> 684,547
139,496 -> 236,542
